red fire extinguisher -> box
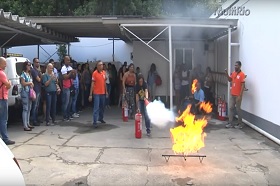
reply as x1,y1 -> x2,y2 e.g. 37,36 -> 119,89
122,107 -> 128,122
135,111 -> 142,139
217,95 -> 227,121
122,94 -> 128,122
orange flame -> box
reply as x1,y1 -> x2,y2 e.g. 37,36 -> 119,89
199,102 -> 213,113
191,79 -> 198,94
171,102 -> 211,154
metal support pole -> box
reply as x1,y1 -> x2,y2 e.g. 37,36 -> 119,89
147,27 -> 168,45
168,26 -> 173,109
122,26 -> 170,62
0,33 -> 18,48
37,45 -> 40,59
68,44 -> 70,56
113,38 -> 115,61
40,46 -> 51,57
227,28 -> 231,112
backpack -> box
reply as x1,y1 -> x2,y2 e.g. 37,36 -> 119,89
155,74 -> 162,86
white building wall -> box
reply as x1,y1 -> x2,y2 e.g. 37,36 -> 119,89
133,40 -> 212,98
214,0 -> 280,125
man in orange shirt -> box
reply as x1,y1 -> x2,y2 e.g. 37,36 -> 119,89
225,61 -> 246,129
0,57 -> 15,145
89,60 -> 107,128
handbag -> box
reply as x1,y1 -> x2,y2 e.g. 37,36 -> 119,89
29,88 -> 36,101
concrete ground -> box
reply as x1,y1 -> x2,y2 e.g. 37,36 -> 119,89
6,106 -> 280,186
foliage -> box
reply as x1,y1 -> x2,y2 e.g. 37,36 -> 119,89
56,44 -> 67,62
0,0 -> 224,17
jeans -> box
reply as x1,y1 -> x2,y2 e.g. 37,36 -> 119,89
31,92 -> 41,123
229,95 -> 243,124
62,88 -> 71,119
46,91 -> 57,123
0,100 -> 9,142
106,83 -> 111,106
21,90 -> 32,128
139,100 -> 151,133
71,88 -> 79,114
93,94 -> 105,124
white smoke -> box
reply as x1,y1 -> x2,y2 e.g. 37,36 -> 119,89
146,100 -> 176,128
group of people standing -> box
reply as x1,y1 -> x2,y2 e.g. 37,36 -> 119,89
173,63 -> 215,109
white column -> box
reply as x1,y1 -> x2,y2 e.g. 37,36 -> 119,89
168,26 -> 173,109
227,27 -> 231,111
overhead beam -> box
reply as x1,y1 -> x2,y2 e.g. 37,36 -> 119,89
121,23 -> 231,29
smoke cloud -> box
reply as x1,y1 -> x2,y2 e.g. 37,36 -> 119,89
146,100 -> 175,128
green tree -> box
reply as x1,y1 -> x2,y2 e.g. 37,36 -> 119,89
56,44 -> 67,62
74,0 -> 162,16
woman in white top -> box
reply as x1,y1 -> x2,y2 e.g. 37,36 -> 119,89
104,64 -> 111,109
180,64 -> 190,102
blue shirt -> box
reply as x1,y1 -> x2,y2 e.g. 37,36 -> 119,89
42,74 -> 57,92
21,72 -> 32,92
73,74 -> 79,89
194,89 -> 205,102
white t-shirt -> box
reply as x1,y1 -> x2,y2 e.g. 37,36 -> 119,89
61,65 -> 73,88
181,70 -> 189,86
105,71 -> 110,84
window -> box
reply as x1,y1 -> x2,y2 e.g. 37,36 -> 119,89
174,48 -> 193,70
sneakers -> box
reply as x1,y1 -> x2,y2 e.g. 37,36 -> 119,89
63,118 -> 70,122
225,123 -> 234,128
93,122 -> 98,128
72,113 -> 80,118
226,123 -> 244,129
46,122 -> 55,126
234,123 -> 244,129
98,119 -> 106,124
5,140 -> 15,145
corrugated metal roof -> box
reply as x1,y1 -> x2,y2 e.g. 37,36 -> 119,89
0,9 -> 78,47
27,16 -> 238,42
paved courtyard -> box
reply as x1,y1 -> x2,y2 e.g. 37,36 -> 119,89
6,107 -> 280,186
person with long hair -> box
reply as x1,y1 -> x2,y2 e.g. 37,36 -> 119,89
147,63 -> 158,100
20,61 -> 34,131
122,63 -> 136,119
118,65 -> 127,107
135,74 -> 151,136
42,63 -> 58,126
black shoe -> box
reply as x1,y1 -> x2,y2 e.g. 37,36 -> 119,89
5,140 -> 15,145
98,120 -> 106,124
93,123 -> 98,128
28,125 -> 35,129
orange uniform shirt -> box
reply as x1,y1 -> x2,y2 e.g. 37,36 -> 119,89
92,70 -> 106,95
0,69 -> 9,100
230,71 -> 245,96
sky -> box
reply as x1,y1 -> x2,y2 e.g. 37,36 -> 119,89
7,37 -> 133,63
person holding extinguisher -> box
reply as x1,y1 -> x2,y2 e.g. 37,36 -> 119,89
135,74 -> 151,137
225,61 -> 246,129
